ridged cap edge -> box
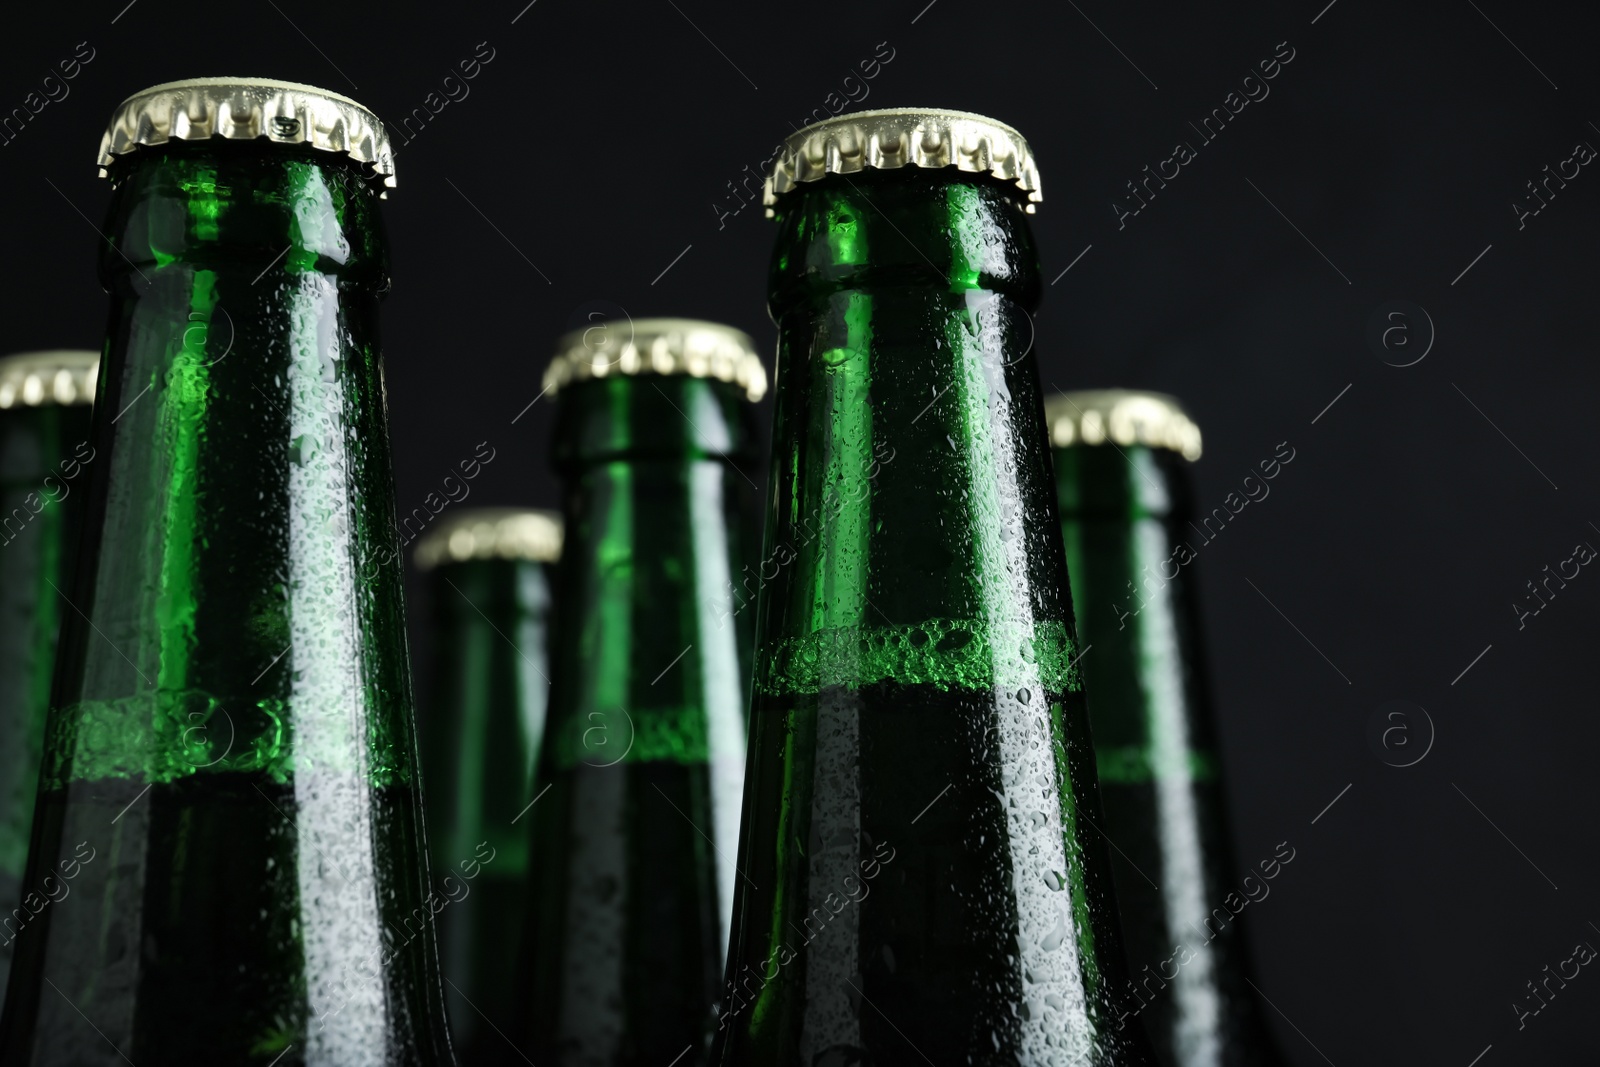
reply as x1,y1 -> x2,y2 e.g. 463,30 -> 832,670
414,509 -> 563,570
542,318 -> 767,402
1043,390 -> 1202,461
97,77 -> 396,194
764,107 -> 1041,217
0,350 -> 98,409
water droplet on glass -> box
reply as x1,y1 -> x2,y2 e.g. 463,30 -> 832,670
1040,908 -> 1069,951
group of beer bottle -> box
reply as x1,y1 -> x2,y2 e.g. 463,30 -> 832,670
0,77 -> 1289,1066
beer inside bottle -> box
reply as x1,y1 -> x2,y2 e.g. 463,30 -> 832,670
0,352 -> 95,1006
713,110 -> 1153,1065
415,509 -> 560,1062
0,79 -> 455,1065
520,320 -> 763,1065
1049,392 -> 1287,1067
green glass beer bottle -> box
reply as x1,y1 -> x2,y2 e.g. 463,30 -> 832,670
0,79 -> 456,1065
713,110 -> 1155,1065
521,319 -> 764,1065
1047,391 -> 1287,1067
0,352 -> 96,1005
415,509 -> 561,1061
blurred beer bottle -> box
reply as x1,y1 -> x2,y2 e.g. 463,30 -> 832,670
712,110 -> 1154,1066
0,79 -> 456,1064
0,352 -> 96,1006
520,320 -> 763,1064
1048,390 -> 1287,1067
415,509 -> 561,1062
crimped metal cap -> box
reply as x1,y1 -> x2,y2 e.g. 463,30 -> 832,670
414,509 -> 563,570
1043,390 -> 1202,461
764,108 -> 1041,217
0,351 -> 98,410
97,77 -> 396,194
542,318 -> 767,402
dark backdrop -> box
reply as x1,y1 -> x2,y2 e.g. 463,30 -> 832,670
4,1 -> 1597,1062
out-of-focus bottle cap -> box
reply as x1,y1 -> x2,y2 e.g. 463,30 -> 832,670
542,318 -> 767,402
0,350 -> 98,409
764,107 -> 1041,217
414,509 -> 563,570
97,77 -> 396,194
1043,390 -> 1202,461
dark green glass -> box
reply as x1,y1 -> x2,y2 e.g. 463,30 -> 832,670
713,121 -> 1155,1065
0,353 -> 95,1006
0,91 -> 455,1064
416,509 -> 559,1063
522,323 -> 761,1065
1050,392 -> 1286,1067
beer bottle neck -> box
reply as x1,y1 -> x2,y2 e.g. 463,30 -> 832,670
759,171 -> 1062,691
431,557 -> 554,616
542,376 -> 756,771
51,142 -> 400,788
551,376 -> 755,470
425,557 -> 553,865
1055,444 -> 1203,743
1055,445 -> 1185,523
0,403 -> 91,885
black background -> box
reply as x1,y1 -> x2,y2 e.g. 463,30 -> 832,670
4,1 -> 1598,1062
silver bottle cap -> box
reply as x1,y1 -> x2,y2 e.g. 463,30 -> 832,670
543,318 -> 767,402
97,77 -> 396,194
414,509 -> 563,570
1043,390 -> 1202,461
0,350 -> 98,409
765,107 -> 1041,217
